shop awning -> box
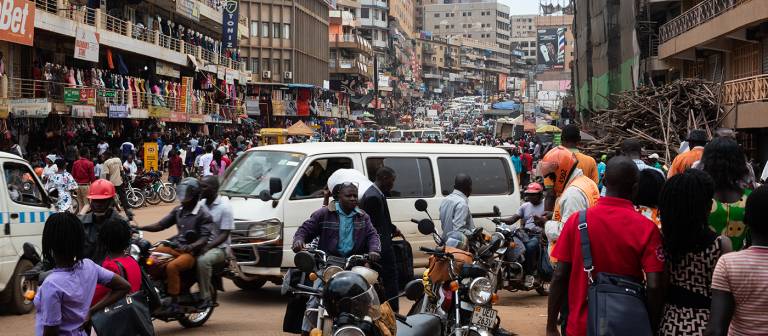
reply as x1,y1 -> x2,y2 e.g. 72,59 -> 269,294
286,120 -> 314,136
287,84 -> 316,89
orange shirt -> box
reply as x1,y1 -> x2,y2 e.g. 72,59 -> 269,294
668,147 -> 704,178
573,151 -> 599,184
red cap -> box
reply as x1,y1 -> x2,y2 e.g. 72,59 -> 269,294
524,182 -> 543,194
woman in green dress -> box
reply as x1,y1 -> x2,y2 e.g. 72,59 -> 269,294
700,137 -> 752,250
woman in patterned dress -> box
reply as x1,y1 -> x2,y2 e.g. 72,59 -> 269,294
657,169 -> 731,335
699,137 -> 752,250
45,159 -> 77,212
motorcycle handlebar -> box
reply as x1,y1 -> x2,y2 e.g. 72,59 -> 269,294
295,284 -> 321,294
410,219 -> 420,224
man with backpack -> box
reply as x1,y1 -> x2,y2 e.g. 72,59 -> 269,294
545,156 -> 664,336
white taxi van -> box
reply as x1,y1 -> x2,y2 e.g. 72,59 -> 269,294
219,143 -> 519,289
0,152 -> 54,314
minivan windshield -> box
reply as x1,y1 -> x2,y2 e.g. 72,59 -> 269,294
220,151 -> 305,199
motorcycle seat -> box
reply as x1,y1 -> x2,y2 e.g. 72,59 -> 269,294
396,313 -> 441,336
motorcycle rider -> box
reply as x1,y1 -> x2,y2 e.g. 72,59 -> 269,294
136,178 -> 213,307
497,182 -> 547,286
197,176 -> 233,308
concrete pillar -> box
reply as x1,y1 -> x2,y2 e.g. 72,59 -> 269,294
154,31 -> 161,46
125,21 -> 132,38
94,9 -> 102,30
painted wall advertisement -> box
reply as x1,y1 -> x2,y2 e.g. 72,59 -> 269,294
222,0 -> 239,49
536,27 -> 566,71
74,26 -> 99,62
143,142 -> 159,171
0,0 -> 35,46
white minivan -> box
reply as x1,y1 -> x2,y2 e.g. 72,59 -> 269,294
219,143 -> 520,289
0,152 -> 54,314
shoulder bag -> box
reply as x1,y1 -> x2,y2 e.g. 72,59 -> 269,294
577,210 -> 653,336
91,260 -> 155,336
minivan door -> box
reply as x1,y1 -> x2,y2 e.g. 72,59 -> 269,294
282,154 -> 362,266
0,160 -> 51,290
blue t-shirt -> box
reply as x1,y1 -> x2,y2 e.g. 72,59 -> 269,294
511,156 -> 523,174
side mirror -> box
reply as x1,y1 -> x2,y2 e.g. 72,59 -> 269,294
258,190 -> 272,202
294,251 -> 316,273
269,177 -> 283,195
414,199 -> 428,212
404,279 -> 424,301
417,219 -> 436,236
493,205 -> 500,217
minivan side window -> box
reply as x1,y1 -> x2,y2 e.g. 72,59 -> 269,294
291,157 -> 353,200
4,162 -> 46,206
437,157 -> 512,195
366,157 -> 435,198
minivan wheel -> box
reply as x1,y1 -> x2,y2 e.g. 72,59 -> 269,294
4,259 -> 35,314
232,278 -> 267,290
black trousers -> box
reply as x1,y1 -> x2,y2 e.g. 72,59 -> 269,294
114,184 -> 132,216
379,246 -> 399,312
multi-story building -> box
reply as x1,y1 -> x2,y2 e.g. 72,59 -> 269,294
422,1 -> 511,52
417,36 -> 459,97
241,0 -> 330,86
510,15 -> 537,63
656,0 -> 768,160
329,10 -> 373,92
415,0 -> 441,33
359,0 -> 390,51
390,0 -> 416,39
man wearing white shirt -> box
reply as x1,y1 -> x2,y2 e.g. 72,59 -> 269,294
123,154 -> 138,181
198,145 -> 214,177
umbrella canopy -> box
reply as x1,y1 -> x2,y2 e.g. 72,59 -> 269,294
523,121 -> 536,132
286,120 -> 314,136
536,125 -> 561,133
580,131 -> 597,142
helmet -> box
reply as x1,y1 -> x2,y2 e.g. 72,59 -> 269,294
88,179 -> 116,199
444,231 -> 469,251
536,146 -> 578,196
523,182 -> 544,194
176,177 -> 201,203
34,167 -> 43,177
323,271 -> 377,319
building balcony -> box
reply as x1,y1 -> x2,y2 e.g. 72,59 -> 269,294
361,0 -> 388,9
33,1 -> 245,73
330,34 -> 373,55
423,73 -> 442,79
329,59 -> 372,79
658,0 -> 768,58
423,46 -> 436,55
371,39 -> 388,48
360,18 -> 388,29
722,74 -> 768,128
423,58 -> 437,67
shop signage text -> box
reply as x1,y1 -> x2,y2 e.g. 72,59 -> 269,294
245,99 -> 260,116
108,104 -> 130,118
176,0 -> 199,21
10,98 -> 50,118
74,26 -> 99,62
71,105 -> 95,118
222,0 -> 239,49
180,77 -> 193,113
143,142 -> 159,171
64,87 -> 96,105
148,105 -> 171,118
0,0 -> 34,46
156,61 -> 181,78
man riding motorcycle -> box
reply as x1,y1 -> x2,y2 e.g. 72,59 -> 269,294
136,178 -> 214,310
197,176 -> 233,309
496,182 -> 547,286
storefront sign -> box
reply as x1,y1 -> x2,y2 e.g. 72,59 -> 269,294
71,105 -> 95,118
74,26 -> 99,62
98,90 -> 116,98
188,114 -> 205,124
0,0 -> 35,46
225,69 -> 238,84
130,108 -> 149,119
163,112 -> 189,123
180,77 -> 193,113
245,98 -> 260,116
148,105 -> 170,118
222,0 -> 239,49
271,100 -> 285,116
156,61 -> 181,78
143,142 -> 159,171
176,0 -> 199,21
64,87 -> 96,105
0,98 -> 8,118
10,98 -> 50,118
108,104 -> 130,118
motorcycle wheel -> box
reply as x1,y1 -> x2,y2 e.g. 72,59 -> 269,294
159,184 -> 177,203
144,187 -> 162,205
127,188 -> 146,208
232,278 -> 266,290
178,291 -> 216,328
535,281 -> 550,296
0,259 -> 34,314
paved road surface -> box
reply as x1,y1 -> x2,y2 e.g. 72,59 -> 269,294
0,203 -> 548,335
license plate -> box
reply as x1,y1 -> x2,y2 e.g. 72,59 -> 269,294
471,306 -> 497,328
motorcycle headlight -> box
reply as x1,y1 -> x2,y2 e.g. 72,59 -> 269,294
333,326 -> 365,336
469,277 -> 493,305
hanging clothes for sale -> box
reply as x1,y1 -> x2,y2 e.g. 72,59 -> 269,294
297,89 -> 310,116
107,48 -> 115,70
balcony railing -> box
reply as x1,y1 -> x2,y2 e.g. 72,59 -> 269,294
660,0 -> 752,43
724,74 -> 768,104
329,34 -> 372,54
32,1 -> 244,72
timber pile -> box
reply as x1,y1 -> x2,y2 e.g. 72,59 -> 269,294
583,79 -> 725,163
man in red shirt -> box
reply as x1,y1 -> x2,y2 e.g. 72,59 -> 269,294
520,148 -> 534,186
168,150 -> 184,185
71,150 -> 95,209
546,156 -> 665,336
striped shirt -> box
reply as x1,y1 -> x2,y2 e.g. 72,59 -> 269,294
711,246 -> 768,335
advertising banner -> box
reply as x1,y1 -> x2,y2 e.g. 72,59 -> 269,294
271,99 -> 285,116
180,77 -> 193,113
0,98 -> 8,119
176,0 -> 200,21
222,0 -> 239,49
498,73 -> 508,92
71,105 -> 95,118
536,27 -> 566,71
64,88 -> 96,105
245,98 -> 260,116
74,26 -> 99,62
108,104 -> 130,118
143,142 -> 159,171
148,105 -> 171,118
156,61 -> 181,78
0,0 -> 34,46
10,98 -> 51,118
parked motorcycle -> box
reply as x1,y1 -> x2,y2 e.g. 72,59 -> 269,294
132,170 -> 177,205
285,248 -> 442,336
130,230 -> 223,328
408,199 -> 509,336
490,217 -> 551,295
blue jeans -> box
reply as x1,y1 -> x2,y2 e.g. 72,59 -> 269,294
523,236 -> 540,275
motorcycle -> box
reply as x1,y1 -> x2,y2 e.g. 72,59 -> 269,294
285,247 -> 442,336
408,199 -> 509,336
130,230 -> 224,328
490,216 -> 551,295
132,170 -> 177,205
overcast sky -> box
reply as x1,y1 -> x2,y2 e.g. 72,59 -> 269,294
500,0 -> 555,15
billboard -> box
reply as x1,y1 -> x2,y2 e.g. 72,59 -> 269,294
222,0 -> 239,49
536,27 -> 566,71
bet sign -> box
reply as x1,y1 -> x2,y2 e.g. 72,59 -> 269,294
0,0 -> 34,46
